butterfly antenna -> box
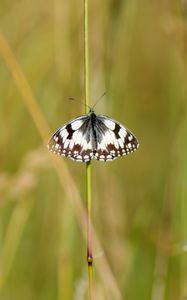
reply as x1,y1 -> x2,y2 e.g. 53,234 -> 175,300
92,92 -> 106,109
68,97 -> 91,111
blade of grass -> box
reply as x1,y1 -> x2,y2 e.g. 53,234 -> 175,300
0,31 -> 122,299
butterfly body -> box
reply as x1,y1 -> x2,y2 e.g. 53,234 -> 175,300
48,109 -> 139,162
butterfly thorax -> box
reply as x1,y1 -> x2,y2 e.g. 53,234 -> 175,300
89,110 -> 97,151
89,110 -> 96,122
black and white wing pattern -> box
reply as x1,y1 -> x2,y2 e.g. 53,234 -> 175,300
48,115 -> 94,162
48,110 -> 139,162
93,115 -> 139,161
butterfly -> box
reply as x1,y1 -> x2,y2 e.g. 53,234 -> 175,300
48,109 -> 139,162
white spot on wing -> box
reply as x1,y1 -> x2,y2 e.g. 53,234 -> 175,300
74,131 -> 83,144
108,130 -> 116,142
104,119 -> 115,130
118,138 -> 124,148
69,139 -> 74,149
114,139 -> 119,149
119,128 -> 127,139
98,141 -> 105,150
80,138 -> 88,150
87,141 -> 92,149
59,129 -> 68,142
64,139 -> 70,149
104,130 -> 115,145
104,131 -> 113,144
71,120 -> 83,130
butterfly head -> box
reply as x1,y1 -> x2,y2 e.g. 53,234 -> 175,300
88,107 -> 94,113
88,107 -> 97,118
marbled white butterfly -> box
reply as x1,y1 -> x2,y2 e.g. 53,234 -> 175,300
48,109 -> 139,162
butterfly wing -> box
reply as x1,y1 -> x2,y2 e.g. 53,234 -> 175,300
48,116 -> 94,162
94,115 -> 139,161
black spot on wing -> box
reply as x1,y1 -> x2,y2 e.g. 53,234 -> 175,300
113,123 -> 121,139
66,123 -> 74,139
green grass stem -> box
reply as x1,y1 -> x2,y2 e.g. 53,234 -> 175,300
84,0 -> 93,299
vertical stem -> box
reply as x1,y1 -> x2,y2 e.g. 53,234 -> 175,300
84,0 -> 93,299
84,0 -> 90,114
86,162 -> 93,299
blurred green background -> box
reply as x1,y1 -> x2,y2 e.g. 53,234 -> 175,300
0,1 -> 187,299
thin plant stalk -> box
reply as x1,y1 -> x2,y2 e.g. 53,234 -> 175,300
86,163 -> 92,298
84,0 -> 93,299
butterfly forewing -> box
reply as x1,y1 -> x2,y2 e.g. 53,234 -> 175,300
48,116 -> 94,162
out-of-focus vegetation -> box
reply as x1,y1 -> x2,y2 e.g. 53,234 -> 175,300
0,1 -> 187,299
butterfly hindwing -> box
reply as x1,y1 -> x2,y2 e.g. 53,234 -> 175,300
94,116 -> 139,161
48,116 -> 94,162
